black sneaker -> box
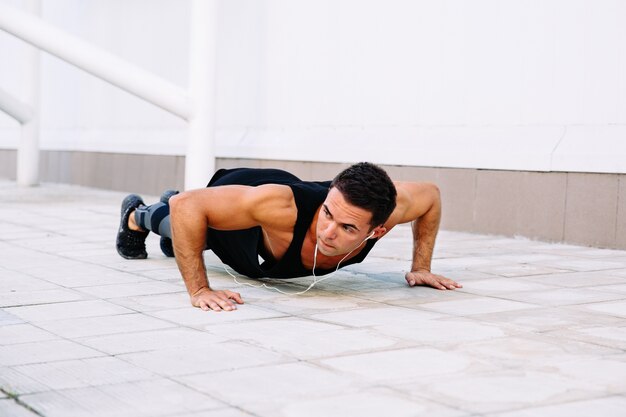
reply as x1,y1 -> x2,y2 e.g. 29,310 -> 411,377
159,190 -> 179,258
116,194 -> 149,259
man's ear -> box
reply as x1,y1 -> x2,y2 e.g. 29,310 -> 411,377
371,225 -> 387,238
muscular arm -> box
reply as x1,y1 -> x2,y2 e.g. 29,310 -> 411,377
169,184 -> 294,310
391,182 -> 462,290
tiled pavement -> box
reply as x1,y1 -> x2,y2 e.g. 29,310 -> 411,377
1,180 -> 626,417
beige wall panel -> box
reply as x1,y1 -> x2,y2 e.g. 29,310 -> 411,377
617,177 -> 626,248
437,168 -> 477,232
516,172 -> 567,242
474,170 -> 523,236
564,173 -> 619,248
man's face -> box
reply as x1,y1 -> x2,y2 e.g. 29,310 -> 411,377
315,187 -> 375,257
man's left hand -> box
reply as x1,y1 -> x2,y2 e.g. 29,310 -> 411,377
405,270 -> 462,290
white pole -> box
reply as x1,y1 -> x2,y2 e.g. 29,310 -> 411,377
16,0 -> 41,187
186,0 -> 218,190
0,88 -> 33,124
0,2 -> 190,120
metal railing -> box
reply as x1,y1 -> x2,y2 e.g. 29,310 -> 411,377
0,0 -> 217,189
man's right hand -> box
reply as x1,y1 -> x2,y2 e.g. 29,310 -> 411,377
190,287 -> 244,312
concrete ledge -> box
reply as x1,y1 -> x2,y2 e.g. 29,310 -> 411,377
0,149 -> 624,249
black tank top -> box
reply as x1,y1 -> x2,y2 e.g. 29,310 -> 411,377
205,168 -> 378,278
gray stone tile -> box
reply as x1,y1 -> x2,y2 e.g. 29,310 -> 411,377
534,258 -> 626,272
545,325 -> 626,350
491,396 -> 626,417
417,297 -> 539,316
11,356 -> 156,391
469,263 -> 570,277
78,328 -> 226,355
0,324 -> 57,345
205,317 -> 399,360
75,281 -> 184,299
147,305 -> 287,327
255,387 -> 466,417
496,288 -> 626,307
525,270 -> 626,288
119,341 -> 289,376
0,367 -> 50,395
459,335 -> 620,369
0,289 -> 88,308
319,347 -> 486,384
468,306 -> 625,333
34,313 -> 176,339
0,300 -> 28,324
0,399 -> 41,417
416,370 -> 602,414
310,306 -> 444,328
457,278 -> 559,295
0,340 -> 104,366
575,300 -> 626,318
108,292 -> 192,312
175,362 -> 358,408
5,300 -> 134,322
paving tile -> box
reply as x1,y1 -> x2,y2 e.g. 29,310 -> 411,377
204,317 -> 398,359
0,273 -> 61,292
258,388 -> 466,417
76,281 -> 184,299
524,270 -> 626,287
545,325 -> 626,350
310,306 -> 444,327
11,356 -> 156,391
0,399 -> 41,417
0,324 -> 57,345
416,297 -> 539,316
108,292 -> 193,312
490,396 -> 626,417
370,317 -> 508,346
495,288 -> 626,307
34,313 -> 176,339
552,357 -> 626,392
596,283 -> 626,294
459,335 -> 620,369
146,304 -> 287,327
0,367 -> 50,395
0,309 -> 24,326
0,289 -> 88,308
168,409 -> 256,417
175,362 -> 358,408
254,294 -> 383,316
416,370 -> 602,414
119,341 -> 290,376
319,347 -> 483,384
4,300 -> 134,322
468,307 -> 625,333
534,258 -> 626,272
78,328 -> 226,355
0,340 -> 104,366
457,278 -> 559,295
575,300 -> 626,318
468,263 -> 570,277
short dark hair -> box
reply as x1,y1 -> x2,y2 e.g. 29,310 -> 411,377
330,162 -> 397,228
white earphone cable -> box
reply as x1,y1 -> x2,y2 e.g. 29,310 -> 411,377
223,231 -> 374,296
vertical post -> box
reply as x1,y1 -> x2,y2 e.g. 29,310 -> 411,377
186,0 -> 218,190
16,0 -> 41,186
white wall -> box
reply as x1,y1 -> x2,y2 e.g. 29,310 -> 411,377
1,0 -> 625,173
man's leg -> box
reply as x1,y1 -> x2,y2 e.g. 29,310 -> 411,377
127,190 -> 178,257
